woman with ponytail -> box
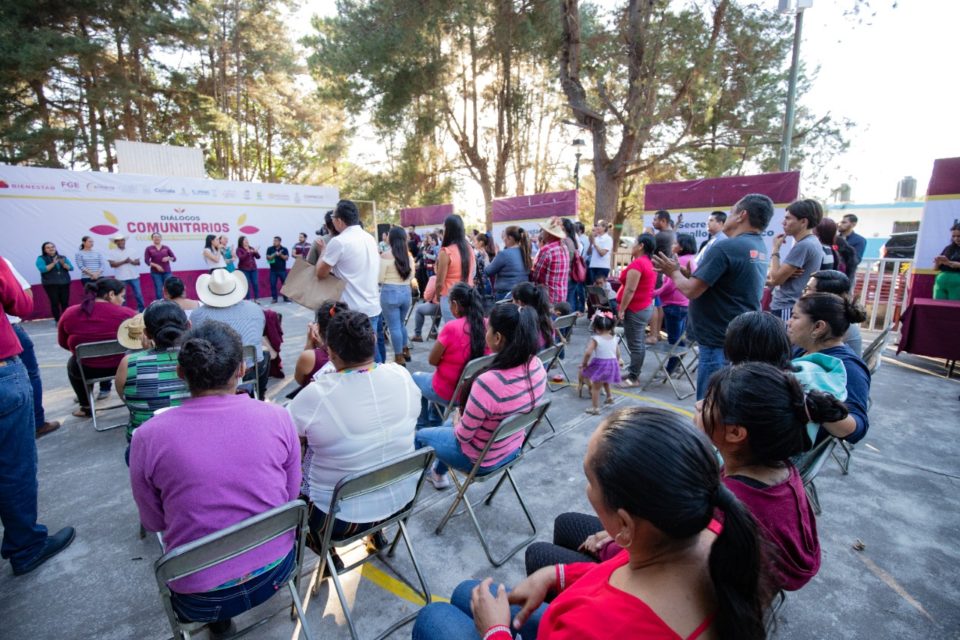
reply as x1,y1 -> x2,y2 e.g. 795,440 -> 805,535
510,281 -> 556,348
57,278 -> 136,417
434,214 -> 476,322
412,283 -> 488,429
486,226 -> 532,300
788,292 -> 871,443
415,303 -> 546,489
699,362 -> 848,590
379,226 -> 415,365
115,301 -> 191,450
414,407 -> 769,640
130,321 -> 301,637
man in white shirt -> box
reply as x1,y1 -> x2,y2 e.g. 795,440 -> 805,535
315,199 -> 384,362
108,234 -> 144,311
695,211 -> 728,266
586,221 -> 614,283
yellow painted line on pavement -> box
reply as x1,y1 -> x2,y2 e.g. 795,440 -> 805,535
360,563 -> 448,605
857,554 -> 933,621
549,380 -> 695,418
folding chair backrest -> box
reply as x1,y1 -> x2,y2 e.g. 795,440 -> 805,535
477,401 -> 551,461
586,286 -> 609,305
155,500 -> 306,588
447,353 -> 496,407
795,437 -> 836,485
553,313 -> 577,333
75,340 -> 127,366
537,344 -> 562,368
328,448 -> 434,519
242,344 -> 259,367
862,325 -> 892,375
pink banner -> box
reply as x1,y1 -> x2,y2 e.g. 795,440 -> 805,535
400,203 -> 453,228
492,190 -> 578,222
644,171 -> 800,211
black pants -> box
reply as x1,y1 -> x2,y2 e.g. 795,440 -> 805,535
42,283 -> 71,323
66,355 -> 114,409
524,512 -> 602,576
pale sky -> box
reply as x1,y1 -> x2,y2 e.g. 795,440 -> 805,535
293,1 -> 959,205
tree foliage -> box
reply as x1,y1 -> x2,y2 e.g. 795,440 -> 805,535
0,0 -> 346,183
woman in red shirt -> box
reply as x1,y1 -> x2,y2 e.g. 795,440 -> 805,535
58,278 -> 137,417
616,233 -> 657,386
412,407 -> 770,640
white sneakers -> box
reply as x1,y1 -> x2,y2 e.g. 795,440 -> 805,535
428,468 -> 451,490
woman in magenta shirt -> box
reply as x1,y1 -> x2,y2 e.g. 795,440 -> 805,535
616,233 -> 656,386
144,232 -> 177,299
235,235 -> 262,301
412,283 -> 487,427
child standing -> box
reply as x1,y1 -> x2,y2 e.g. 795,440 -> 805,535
579,311 -> 621,414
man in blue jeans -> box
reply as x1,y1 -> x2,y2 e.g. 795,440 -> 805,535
0,256 -> 75,576
652,193 -> 774,399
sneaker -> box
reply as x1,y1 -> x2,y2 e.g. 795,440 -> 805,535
35,421 -> 61,438
428,470 -> 451,490
551,374 -> 565,384
365,531 -> 389,554
411,336 -> 424,343
12,527 -> 76,576
96,389 -> 111,401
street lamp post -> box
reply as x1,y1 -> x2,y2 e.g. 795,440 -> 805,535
779,0 -> 811,172
572,138 -> 585,189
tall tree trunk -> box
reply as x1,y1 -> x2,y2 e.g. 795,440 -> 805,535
28,80 -> 60,166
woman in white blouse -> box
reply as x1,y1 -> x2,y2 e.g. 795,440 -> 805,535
287,309 -> 420,557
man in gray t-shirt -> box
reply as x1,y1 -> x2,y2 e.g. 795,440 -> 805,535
767,199 -> 825,320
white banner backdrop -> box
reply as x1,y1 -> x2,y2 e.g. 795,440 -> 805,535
0,165 -> 338,285
642,206 -> 789,256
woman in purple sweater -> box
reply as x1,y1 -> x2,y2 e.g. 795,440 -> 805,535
129,320 -> 301,637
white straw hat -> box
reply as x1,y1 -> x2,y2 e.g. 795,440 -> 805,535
194,269 -> 249,308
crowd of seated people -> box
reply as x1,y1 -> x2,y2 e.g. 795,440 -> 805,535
12,205 -> 883,638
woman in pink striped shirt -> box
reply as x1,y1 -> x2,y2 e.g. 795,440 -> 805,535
415,303 -> 547,489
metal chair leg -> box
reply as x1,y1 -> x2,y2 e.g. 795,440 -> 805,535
805,480 -> 822,515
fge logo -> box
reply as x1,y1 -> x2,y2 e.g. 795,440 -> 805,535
61,181 -> 80,190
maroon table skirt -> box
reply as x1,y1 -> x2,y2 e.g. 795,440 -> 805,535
897,298 -> 960,361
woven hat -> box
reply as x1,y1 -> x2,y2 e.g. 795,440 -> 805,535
117,314 -> 145,350
195,268 -> 248,308
538,218 -> 566,239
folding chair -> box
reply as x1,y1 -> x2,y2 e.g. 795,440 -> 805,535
640,331 -> 698,400
794,436 -> 838,515
585,286 -> 611,316
533,345 -> 563,441
153,500 -> 314,640
546,313 -> 577,390
862,323 -> 893,376
435,402 -> 551,567
429,354 -> 496,423
75,340 -> 130,431
310,448 -> 435,640
238,344 -> 261,400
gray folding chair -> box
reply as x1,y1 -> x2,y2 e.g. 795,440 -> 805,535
794,436 -> 838,515
429,353 -> 496,423
862,323 -> 893,376
533,345 -> 563,442
239,344 -> 261,400
546,313 -> 577,390
75,340 -> 130,431
153,500 -> 314,640
310,448 -> 435,640
435,402 -> 551,567
641,331 -> 698,400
